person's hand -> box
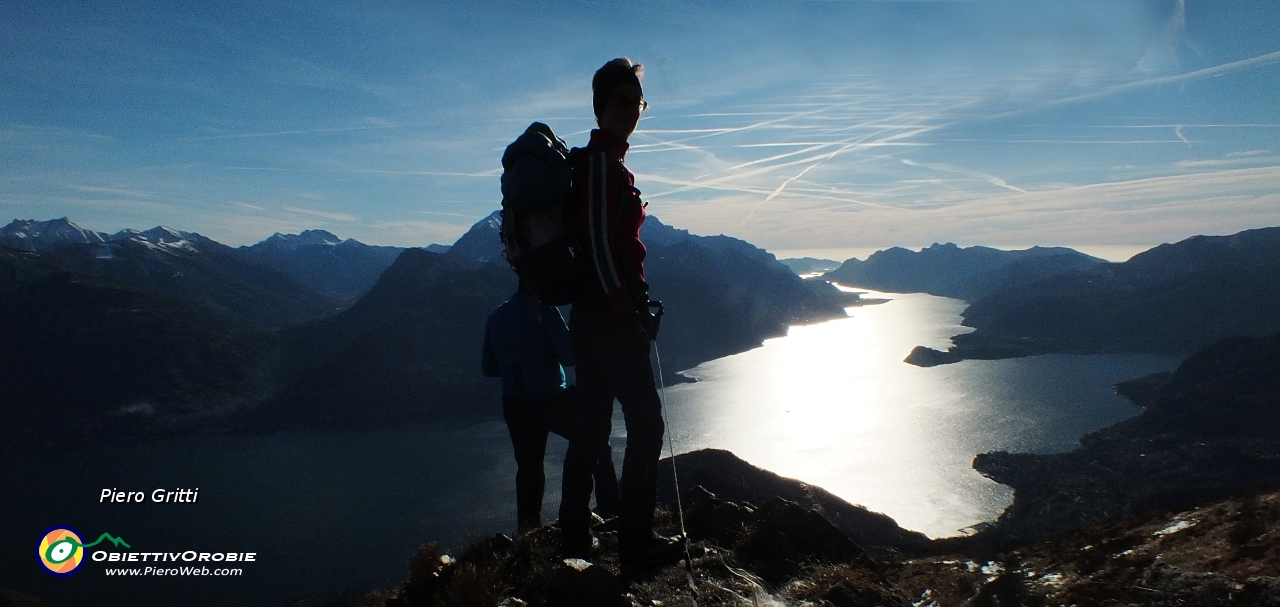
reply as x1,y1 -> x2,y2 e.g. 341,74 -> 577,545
638,300 -> 663,341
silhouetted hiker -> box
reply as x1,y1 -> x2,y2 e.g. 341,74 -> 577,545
560,58 -> 683,571
482,286 -> 620,535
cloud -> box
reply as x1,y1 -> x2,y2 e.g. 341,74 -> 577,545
367,220 -> 468,246
994,50 -> 1280,118
69,185 -> 162,198
201,214 -> 324,246
901,159 -> 1027,193
656,164 -> 1280,250
1175,156 -> 1280,168
284,206 -> 358,222
227,166 -> 501,178
48,196 -> 176,213
185,124 -> 432,141
416,210 -> 484,219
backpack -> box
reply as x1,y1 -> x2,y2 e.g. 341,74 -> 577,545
499,122 -> 584,306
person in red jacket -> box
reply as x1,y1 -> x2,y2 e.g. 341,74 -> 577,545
559,57 -> 682,572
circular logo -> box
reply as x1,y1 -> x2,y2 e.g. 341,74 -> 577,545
37,527 -> 84,576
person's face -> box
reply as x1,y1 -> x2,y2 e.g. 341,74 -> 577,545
599,82 -> 645,142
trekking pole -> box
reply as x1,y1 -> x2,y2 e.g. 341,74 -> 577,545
649,301 -> 699,603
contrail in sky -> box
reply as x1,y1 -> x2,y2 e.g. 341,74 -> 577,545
185,123 -> 434,140
743,160 -> 824,225
993,49 -> 1280,118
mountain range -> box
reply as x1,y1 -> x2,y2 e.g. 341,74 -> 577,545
7,215 -> 1278,445
0,214 -> 854,444
444,211 -> 859,372
778,257 -> 840,275
907,227 -> 1280,364
823,242 -> 1107,301
238,229 -> 409,307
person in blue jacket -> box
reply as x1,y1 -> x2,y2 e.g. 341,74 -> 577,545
483,285 -> 620,534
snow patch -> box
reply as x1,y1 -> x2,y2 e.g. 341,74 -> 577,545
1038,572 -> 1064,587
117,402 -> 156,416
1154,520 -> 1195,536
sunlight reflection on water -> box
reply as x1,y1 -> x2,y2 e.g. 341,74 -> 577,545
0,288 -> 1186,605
647,289 -> 1180,538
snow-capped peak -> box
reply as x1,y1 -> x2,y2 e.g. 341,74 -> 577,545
0,217 -> 110,251
112,226 -> 202,253
139,226 -> 190,243
259,229 -> 343,248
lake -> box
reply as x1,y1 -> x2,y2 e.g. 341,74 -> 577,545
658,289 -> 1181,537
0,289 -> 1181,606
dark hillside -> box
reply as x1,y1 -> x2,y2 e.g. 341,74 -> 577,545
269,249 -> 515,425
932,227 -> 1280,363
0,248 -> 277,450
443,212 -> 853,375
973,332 -> 1280,544
42,230 -> 338,329
644,235 -> 852,373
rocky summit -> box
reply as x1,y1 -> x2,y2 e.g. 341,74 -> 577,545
330,473 -> 1280,607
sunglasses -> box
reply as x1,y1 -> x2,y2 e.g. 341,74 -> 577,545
610,93 -> 649,112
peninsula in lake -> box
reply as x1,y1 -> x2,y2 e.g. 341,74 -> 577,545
815,227 -> 1280,367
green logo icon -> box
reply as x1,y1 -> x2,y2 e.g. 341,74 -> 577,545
37,527 -> 130,576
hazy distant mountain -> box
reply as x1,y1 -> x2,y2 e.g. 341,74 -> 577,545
915,227 -> 1280,364
240,229 -> 405,307
779,257 -> 841,275
442,211 -> 853,373
268,249 -> 513,425
640,217 -> 854,372
264,212 -> 854,423
823,243 -> 1106,301
0,248 -> 277,449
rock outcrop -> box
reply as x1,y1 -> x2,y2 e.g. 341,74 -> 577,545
359,486 -> 913,607
657,449 -> 932,554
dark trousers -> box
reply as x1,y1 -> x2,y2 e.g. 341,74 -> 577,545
562,304 -> 665,555
503,392 -> 619,534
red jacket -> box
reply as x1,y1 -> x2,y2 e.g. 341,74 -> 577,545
570,128 -> 648,314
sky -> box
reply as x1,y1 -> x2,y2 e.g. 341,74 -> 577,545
2,0 -> 1277,261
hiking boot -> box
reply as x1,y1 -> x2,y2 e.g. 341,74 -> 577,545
561,533 -> 600,561
619,534 -> 686,576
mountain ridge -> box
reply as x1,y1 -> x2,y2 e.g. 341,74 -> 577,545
822,241 -> 1107,301
909,226 -> 1280,366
